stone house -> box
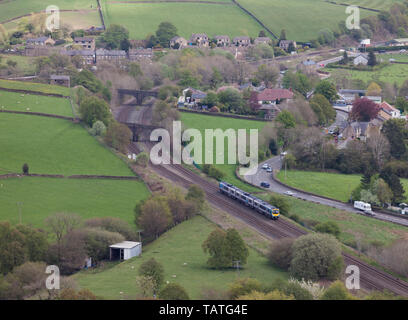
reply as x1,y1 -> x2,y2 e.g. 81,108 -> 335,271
254,37 -> 271,45
50,75 -> 70,87
279,40 -> 296,51
189,34 -> 209,47
249,88 -> 294,110
95,49 -> 127,64
170,36 -> 187,49
343,121 -> 380,141
233,36 -> 251,47
61,50 -> 95,65
74,37 -> 95,50
26,36 -> 55,46
214,35 -> 230,47
128,48 -> 153,61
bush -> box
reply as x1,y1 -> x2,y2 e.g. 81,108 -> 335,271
104,122 -> 132,153
159,283 -> 189,300
268,195 -> 290,216
267,238 -> 294,270
84,228 -> 124,263
90,120 -> 106,136
22,163 -> 29,175
315,221 -> 340,238
228,278 -> 262,299
84,217 -> 137,240
136,152 -> 149,167
79,96 -> 111,127
283,282 -> 313,300
289,233 -> 343,281
138,258 -> 165,292
208,166 -> 225,181
327,256 -> 345,280
320,281 -> 354,300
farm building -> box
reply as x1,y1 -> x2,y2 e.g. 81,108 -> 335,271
249,88 -> 294,110
170,36 -> 187,49
353,54 -> 368,66
74,37 -> 95,50
109,241 -> 142,261
50,75 -> 70,87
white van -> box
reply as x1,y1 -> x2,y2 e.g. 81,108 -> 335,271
354,201 -> 375,216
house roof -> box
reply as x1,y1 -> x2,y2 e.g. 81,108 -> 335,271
379,102 -> 398,114
214,35 -> 230,40
74,37 -> 94,42
61,50 -> 94,56
170,36 -> 185,41
234,36 -> 250,41
256,88 -> 294,101
280,40 -> 295,45
26,36 -> 50,43
255,37 -> 271,42
110,241 -> 141,249
96,49 -> 127,56
191,33 -> 208,39
50,75 -> 70,80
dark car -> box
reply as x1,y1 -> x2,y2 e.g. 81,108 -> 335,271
260,182 -> 270,188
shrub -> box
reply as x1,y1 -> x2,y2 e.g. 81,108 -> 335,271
320,281 -> 354,300
268,195 -> 290,216
22,163 -> 29,175
136,152 -> 149,167
138,258 -> 165,292
228,278 -> 262,299
283,282 -> 313,300
104,122 -> 132,153
315,221 -> 341,238
90,120 -> 106,136
159,283 -> 189,300
208,166 -> 225,181
79,96 -> 111,127
289,233 -> 342,281
267,238 -> 294,270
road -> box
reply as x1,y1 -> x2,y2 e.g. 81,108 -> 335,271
243,156 -> 408,227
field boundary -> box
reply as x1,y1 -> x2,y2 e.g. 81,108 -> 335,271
0,86 -> 70,98
0,109 -> 78,121
0,173 -> 141,180
97,0 -> 107,30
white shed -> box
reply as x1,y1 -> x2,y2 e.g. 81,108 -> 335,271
109,241 -> 142,261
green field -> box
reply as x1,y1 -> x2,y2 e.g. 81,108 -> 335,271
0,79 -> 71,96
0,0 -> 97,23
326,62 -> 408,87
0,90 -> 73,117
0,176 -> 149,227
331,0 -> 404,10
276,170 -> 408,202
180,112 -> 265,192
75,215 -> 287,299
238,0 -> 373,41
101,0 -> 263,39
0,54 -> 36,74
0,113 -> 133,176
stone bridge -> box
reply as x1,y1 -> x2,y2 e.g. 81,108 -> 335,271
122,122 -> 161,142
117,89 -> 158,105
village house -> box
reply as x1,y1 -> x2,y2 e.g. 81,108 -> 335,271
338,89 -> 366,104
359,39 -> 371,49
254,37 -> 271,45
73,37 -> 95,50
50,75 -> 70,87
279,40 -> 296,51
233,36 -> 251,47
214,35 -> 230,47
95,49 -> 127,64
343,121 -> 380,141
249,88 -> 294,110
189,34 -> 209,47
61,50 -> 95,65
181,88 -> 207,108
170,36 -> 187,49
387,38 -> 408,46
128,48 -> 153,61
353,54 -> 368,66
26,36 -> 55,46
378,101 -> 401,119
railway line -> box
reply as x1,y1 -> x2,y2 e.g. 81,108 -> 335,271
117,103 -> 408,297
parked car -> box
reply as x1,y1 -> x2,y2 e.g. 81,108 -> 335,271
266,167 -> 272,173
262,163 -> 269,170
284,191 -> 295,196
260,182 -> 270,188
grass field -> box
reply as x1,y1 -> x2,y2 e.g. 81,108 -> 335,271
0,176 -> 149,227
0,0 -> 97,23
238,0 -> 373,41
276,170 -> 408,202
0,90 -> 73,117
180,112 -> 265,192
326,63 -> 408,86
0,54 -> 36,74
75,215 -> 287,299
101,0 -> 263,39
330,0 -> 404,10
0,113 -> 133,176
0,79 -> 71,96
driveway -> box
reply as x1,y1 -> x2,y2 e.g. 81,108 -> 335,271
243,156 -> 408,226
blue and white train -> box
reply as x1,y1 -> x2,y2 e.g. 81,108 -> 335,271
219,181 -> 280,220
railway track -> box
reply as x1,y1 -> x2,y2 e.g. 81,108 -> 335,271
118,103 -> 408,297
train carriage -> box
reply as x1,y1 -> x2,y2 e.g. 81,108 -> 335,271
219,182 -> 280,220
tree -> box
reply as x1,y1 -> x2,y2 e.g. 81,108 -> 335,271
360,189 -> 379,205
202,229 -> 230,269
381,119 -> 406,159
368,51 -> 377,67
315,221 -> 340,238
228,278 -> 262,299
236,290 -> 294,300
79,96 -> 111,127
138,258 -> 165,292
314,80 -> 338,102
85,217 -> 137,240
283,281 -> 313,300
258,30 -> 266,37
267,238 -> 294,270
0,222 -> 27,274
320,281 -> 354,300
156,22 -> 178,48
366,82 -> 382,96
186,184 -> 205,213
255,64 -> 279,88
138,196 -> 173,239
22,163 -> 29,175
104,122 -> 132,153
340,50 -> 349,65
276,110 -> 296,128
15,224 -> 48,262
73,69 -> 103,93
217,89 -> 244,113
136,276 -> 156,298
289,233 -> 342,281
372,178 -> 393,206
225,229 -> 249,266
350,98 -> 380,122
201,91 -> 218,108
366,131 -> 390,169
103,24 -> 129,50
159,283 -> 190,300
84,228 -> 124,263
395,96 -> 408,112
268,195 -> 290,216
279,29 -> 287,40
309,94 -> 336,125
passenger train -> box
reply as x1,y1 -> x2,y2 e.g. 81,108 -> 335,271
219,181 -> 280,220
